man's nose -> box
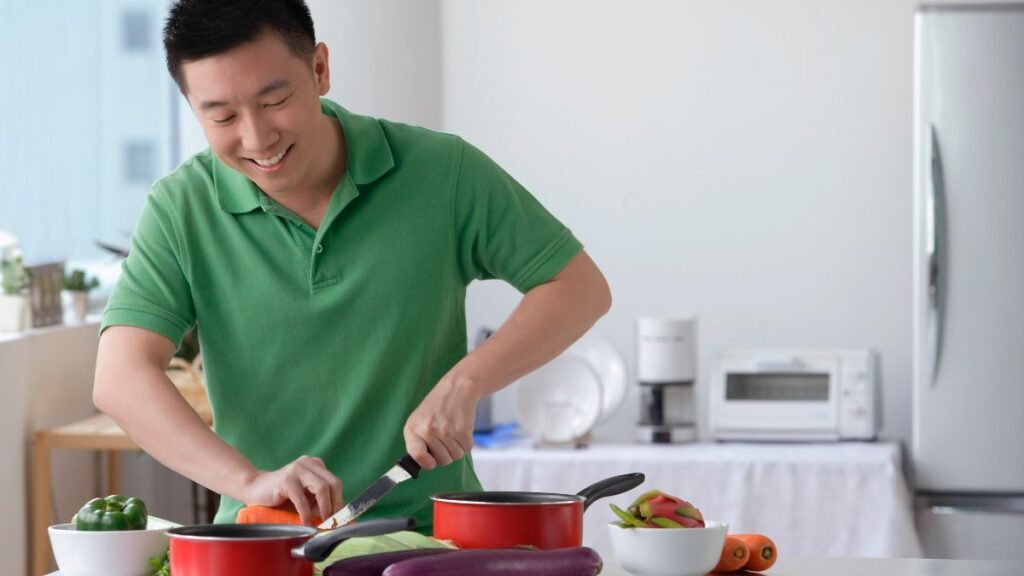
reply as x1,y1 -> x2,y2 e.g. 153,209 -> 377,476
239,114 -> 278,153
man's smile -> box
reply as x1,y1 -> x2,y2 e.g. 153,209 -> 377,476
247,144 -> 293,172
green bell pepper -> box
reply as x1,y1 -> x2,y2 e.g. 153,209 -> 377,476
73,495 -> 148,531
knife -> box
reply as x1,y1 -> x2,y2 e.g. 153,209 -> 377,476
318,454 -> 421,529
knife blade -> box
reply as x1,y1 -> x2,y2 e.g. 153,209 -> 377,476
318,454 -> 421,529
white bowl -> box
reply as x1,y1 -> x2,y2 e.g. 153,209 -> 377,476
48,522 -> 169,576
607,520 -> 728,576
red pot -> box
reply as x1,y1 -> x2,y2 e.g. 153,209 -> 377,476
432,472 -> 643,549
167,517 -> 412,576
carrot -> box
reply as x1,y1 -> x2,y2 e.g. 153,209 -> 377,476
712,535 -> 750,572
734,534 -> 777,571
236,504 -> 323,526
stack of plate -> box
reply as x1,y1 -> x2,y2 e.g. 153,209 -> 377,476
516,335 -> 627,444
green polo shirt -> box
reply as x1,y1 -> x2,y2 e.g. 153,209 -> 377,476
101,98 -> 582,530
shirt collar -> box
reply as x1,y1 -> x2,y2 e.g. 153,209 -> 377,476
326,99 -> 395,186
214,98 -> 395,215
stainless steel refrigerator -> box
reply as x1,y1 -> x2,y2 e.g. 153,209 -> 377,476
913,4 -> 1024,561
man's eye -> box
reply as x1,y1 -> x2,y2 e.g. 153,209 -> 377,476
265,96 -> 289,108
213,115 -> 236,124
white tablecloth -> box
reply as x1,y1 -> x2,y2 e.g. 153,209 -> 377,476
471,442 -> 921,560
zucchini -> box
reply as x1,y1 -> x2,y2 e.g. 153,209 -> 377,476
323,549 -> 455,576
382,546 -> 603,576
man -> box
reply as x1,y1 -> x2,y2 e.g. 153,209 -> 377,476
94,0 -> 610,530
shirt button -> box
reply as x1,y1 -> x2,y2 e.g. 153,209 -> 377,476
316,243 -> 324,254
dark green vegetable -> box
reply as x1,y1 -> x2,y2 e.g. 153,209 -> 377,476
73,495 -> 148,531
381,547 -> 602,576
323,548 -> 454,576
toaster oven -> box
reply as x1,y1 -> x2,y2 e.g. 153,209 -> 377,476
709,349 -> 877,441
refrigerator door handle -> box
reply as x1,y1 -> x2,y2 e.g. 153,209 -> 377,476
928,124 -> 948,387
929,505 -> 1024,517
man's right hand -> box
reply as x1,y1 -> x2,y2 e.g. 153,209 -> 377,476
239,455 -> 343,526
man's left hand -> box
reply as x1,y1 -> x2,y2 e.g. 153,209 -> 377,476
403,375 -> 479,470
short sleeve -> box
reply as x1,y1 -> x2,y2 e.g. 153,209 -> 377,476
453,139 -> 582,292
100,186 -> 195,346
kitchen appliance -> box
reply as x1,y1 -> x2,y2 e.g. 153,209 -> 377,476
709,349 -> 876,442
167,517 -> 412,576
319,454 -> 420,529
431,472 -> 643,550
912,4 -> 1024,561
472,327 -> 495,433
635,317 -> 697,443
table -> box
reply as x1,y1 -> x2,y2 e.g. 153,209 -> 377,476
471,442 -> 921,561
46,556 -> 1024,576
31,365 -> 212,576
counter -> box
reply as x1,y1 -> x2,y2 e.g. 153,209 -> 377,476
472,442 -> 921,560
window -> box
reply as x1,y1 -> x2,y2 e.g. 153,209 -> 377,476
0,1 -> 177,263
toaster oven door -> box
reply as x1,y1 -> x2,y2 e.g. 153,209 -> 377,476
711,355 -> 841,440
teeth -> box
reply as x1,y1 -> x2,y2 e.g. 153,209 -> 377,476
252,147 -> 287,167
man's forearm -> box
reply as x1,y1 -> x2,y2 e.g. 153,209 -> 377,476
448,250 -> 612,398
94,329 -> 258,503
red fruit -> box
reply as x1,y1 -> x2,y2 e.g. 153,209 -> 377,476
638,501 -> 705,528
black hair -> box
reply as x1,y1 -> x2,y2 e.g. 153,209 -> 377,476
163,0 -> 316,91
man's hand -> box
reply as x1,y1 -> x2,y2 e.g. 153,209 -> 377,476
402,251 -> 611,471
239,455 -> 342,526
403,376 -> 479,470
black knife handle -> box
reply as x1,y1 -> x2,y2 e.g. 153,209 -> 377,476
398,453 -> 421,479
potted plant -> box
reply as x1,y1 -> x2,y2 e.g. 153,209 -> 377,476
63,268 -> 100,323
0,247 -> 32,332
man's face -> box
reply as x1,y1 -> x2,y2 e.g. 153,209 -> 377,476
180,30 -> 330,199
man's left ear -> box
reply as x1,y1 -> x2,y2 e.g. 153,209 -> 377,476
313,42 -> 331,95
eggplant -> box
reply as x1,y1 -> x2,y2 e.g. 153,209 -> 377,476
381,546 -> 603,576
323,548 -> 455,576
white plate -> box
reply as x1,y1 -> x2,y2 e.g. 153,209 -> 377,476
566,336 -> 628,424
516,353 -> 603,443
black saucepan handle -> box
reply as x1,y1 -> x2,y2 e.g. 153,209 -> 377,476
576,473 -> 645,512
295,517 -> 415,562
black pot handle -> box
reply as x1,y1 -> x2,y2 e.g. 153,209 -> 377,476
294,517 -> 415,562
576,473 -> 645,512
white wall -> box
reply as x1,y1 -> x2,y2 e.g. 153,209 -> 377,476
442,0 -> 934,445
308,0 -> 442,129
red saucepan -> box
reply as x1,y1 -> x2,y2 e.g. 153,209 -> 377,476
432,472 -> 644,549
167,517 -> 413,576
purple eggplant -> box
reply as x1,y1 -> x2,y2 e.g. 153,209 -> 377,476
323,548 -> 455,576
381,546 -> 603,576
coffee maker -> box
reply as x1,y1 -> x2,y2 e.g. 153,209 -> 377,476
635,317 -> 698,443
